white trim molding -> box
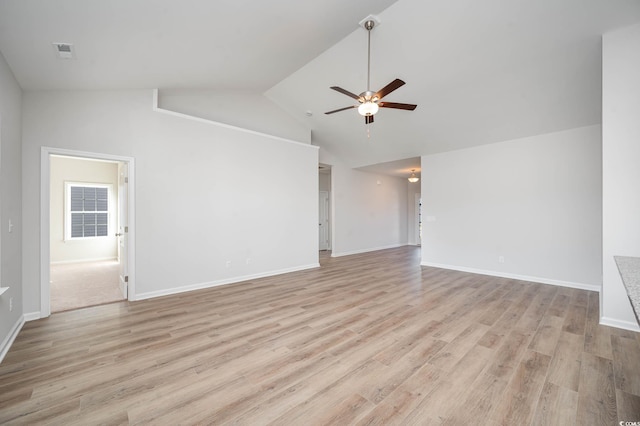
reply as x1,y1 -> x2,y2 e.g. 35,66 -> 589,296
51,257 -> 118,265
23,312 -> 41,322
152,89 -> 317,150
600,316 -> 640,333
421,261 -> 601,293
0,315 -> 24,364
331,243 -> 406,258
136,263 -> 320,301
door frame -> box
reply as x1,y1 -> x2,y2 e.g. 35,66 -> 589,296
117,161 -> 129,299
415,193 -> 422,246
40,147 -> 136,318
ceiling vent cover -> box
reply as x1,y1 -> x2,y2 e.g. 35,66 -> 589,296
52,43 -> 76,59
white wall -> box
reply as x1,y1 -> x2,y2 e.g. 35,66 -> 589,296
331,164 -> 408,257
421,125 -> 602,290
602,23 -> 640,331
0,49 -> 22,360
158,89 -> 310,144
22,89 -> 318,314
407,181 -> 421,246
50,156 -> 118,263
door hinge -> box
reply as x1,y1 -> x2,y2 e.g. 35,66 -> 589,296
125,276 -> 129,283
125,226 -> 128,233
124,177 -> 129,183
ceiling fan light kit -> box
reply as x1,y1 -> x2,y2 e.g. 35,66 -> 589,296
325,15 -> 417,125
358,100 -> 379,116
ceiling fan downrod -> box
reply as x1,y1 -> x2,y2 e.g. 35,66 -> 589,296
324,16 -> 417,125
365,19 -> 374,93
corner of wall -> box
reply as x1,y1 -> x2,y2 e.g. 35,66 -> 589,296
0,47 -> 24,362
0,315 -> 25,364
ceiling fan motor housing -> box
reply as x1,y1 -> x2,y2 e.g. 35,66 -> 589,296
360,91 -> 378,103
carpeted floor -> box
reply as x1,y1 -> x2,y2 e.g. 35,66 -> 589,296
50,260 -> 124,313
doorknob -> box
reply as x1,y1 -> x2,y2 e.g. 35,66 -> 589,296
115,233 -> 123,237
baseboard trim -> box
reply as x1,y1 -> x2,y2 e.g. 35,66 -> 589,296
331,243 -> 406,258
600,316 -> 640,332
421,261 -> 601,293
136,263 -> 320,301
24,312 -> 42,321
51,257 -> 118,265
0,315 -> 25,364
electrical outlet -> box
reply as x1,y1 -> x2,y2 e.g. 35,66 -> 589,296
499,256 -> 505,263
9,297 -> 13,312
226,261 -> 231,268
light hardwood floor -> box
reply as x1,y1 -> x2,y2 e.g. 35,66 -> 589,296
2,246 -> 639,425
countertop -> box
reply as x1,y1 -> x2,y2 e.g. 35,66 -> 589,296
614,256 -> 640,325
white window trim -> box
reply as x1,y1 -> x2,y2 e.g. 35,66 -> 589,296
64,181 -> 113,241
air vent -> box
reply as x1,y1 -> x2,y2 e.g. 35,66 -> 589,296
52,43 -> 76,59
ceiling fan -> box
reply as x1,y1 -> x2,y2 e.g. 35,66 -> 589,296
325,17 -> 417,125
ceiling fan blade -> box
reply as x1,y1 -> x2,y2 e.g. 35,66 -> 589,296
330,86 -> 362,101
374,79 -> 406,100
379,102 -> 417,111
325,105 -> 357,115
365,115 -> 374,124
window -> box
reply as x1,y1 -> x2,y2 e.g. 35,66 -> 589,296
65,183 -> 111,239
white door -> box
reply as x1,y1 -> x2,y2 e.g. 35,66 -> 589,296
117,162 -> 128,298
319,191 -> 330,250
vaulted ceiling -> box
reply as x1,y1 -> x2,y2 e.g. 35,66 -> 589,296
1,0 -> 639,170
0,0 -> 399,91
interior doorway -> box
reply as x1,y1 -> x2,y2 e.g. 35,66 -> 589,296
319,164 -> 332,252
319,191 -> 330,250
41,148 -> 135,317
48,155 -> 125,312
415,194 -> 422,246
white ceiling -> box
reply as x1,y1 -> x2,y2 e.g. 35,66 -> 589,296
267,0 -> 640,168
1,0 -> 640,173
0,0 -> 398,90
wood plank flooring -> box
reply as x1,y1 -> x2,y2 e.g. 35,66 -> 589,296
1,246 -> 640,425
